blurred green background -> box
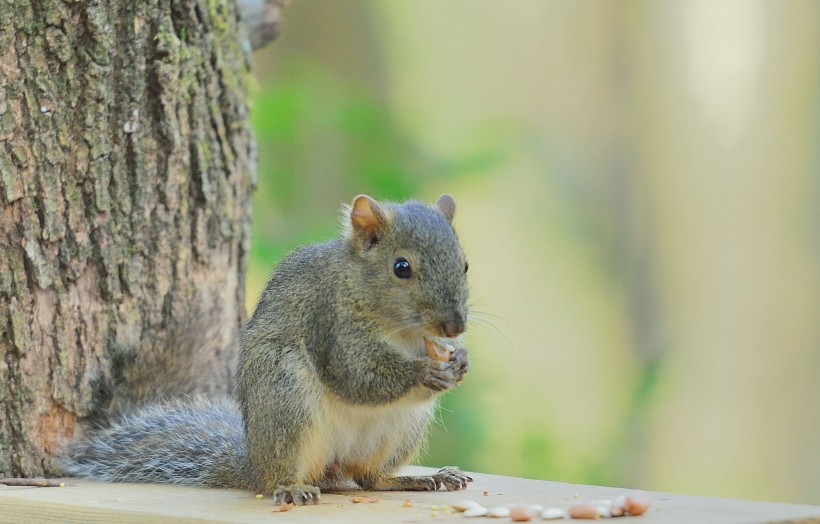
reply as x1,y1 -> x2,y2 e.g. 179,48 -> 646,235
245,0 -> 820,504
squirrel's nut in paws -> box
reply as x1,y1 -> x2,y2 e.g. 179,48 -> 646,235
424,337 -> 454,362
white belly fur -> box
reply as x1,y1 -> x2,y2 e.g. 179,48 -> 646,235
307,387 -> 437,479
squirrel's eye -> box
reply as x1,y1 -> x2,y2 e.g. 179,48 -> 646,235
464,261 -> 469,274
393,258 -> 412,279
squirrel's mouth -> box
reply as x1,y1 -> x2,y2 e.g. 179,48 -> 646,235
388,315 -> 465,349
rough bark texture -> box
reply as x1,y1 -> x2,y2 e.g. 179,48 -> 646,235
0,0 -> 256,477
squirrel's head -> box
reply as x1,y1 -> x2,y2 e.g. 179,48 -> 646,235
343,194 -> 469,342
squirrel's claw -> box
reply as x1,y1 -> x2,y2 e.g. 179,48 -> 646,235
273,484 -> 322,505
432,466 -> 473,491
450,348 -> 470,381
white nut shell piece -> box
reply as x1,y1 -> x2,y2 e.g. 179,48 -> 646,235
463,506 -> 489,517
542,507 -> 569,519
452,500 -> 483,512
487,506 -> 511,518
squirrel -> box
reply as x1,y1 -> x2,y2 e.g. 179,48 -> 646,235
63,194 -> 473,505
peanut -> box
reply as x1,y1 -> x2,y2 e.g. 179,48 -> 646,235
568,503 -> 600,519
424,337 -> 454,362
509,505 -> 537,521
624,492 -> 652,516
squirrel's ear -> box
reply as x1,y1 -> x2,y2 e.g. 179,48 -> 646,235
350,194 -> 388,246
436,194 -> 456,223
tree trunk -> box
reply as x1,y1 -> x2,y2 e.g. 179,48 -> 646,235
0,0 -> 256,478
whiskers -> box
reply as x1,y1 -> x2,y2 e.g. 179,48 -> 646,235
465,308 -> 515,349
384,299 -> 521,350
386,317 -> 428,339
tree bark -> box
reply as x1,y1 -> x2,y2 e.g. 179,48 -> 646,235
0,0 -> 256,478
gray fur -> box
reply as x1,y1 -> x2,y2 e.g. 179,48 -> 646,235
63,397 -> 251,489
63,196 -> 472,503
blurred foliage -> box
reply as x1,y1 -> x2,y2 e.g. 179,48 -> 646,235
248,58 -> 502,301
249,60 -> 422,272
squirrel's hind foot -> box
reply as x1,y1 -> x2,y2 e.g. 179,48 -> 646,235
272,484 -> 321,505
361,466 -> 472,492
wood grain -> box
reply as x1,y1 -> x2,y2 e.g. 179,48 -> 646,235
0,467 -> 818,523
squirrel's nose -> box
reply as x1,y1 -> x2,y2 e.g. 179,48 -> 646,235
440,314 -> 465,338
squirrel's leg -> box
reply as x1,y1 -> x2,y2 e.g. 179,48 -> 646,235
242,354 -> 324,505
247,412 -> 323,505
247,414 -> 323,505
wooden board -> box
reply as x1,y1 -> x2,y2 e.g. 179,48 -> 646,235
1,467 -> 818,523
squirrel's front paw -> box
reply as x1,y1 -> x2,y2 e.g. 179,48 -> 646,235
422,347 -> 470,391
272,484 -> 321,505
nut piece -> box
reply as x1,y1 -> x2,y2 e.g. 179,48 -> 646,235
611,495 -> 626,517
463,506 -> 489,517
424,337 -> 454,362
625,492 -> 652,515
568,503 -> 600,519
452,500 -> 483,512
542,507 -> 569,519
509,505 -> 537,521
350,496 -> 380,503
487,506 -> 511,518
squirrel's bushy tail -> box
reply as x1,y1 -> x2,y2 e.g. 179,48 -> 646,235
62,397 -> 251,490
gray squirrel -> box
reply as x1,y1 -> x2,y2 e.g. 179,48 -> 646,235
63,194 -> 473,504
